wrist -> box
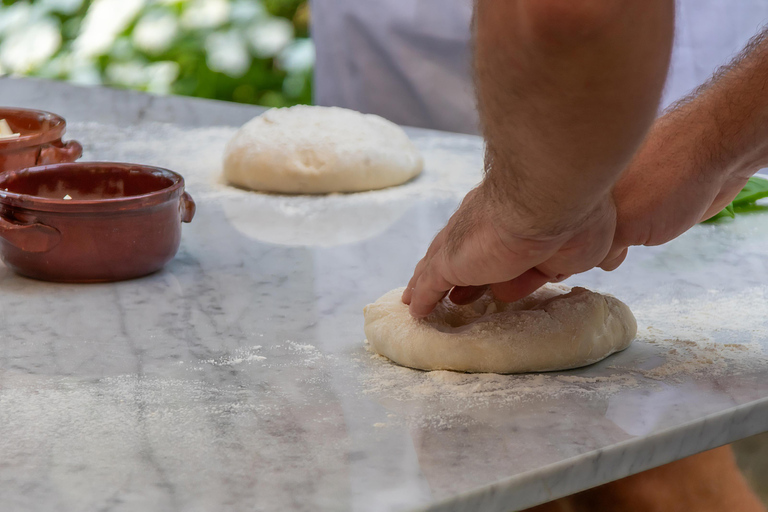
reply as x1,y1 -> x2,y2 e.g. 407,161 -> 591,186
481,146 -> 615,237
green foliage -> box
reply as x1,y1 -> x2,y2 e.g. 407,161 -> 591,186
0,0 -> 313,107
731,176 -> 768,207
706,202 -> 735,222
704,176 -> 768,223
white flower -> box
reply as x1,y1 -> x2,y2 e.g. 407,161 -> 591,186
205,30 -> 250,77
67,58 -> 102,85
0,2 -> 33,37
106,61 -> 146,88
73,0 -> 145,58
247,16 -> 294,58
181,0 -> 230,30
34,52 -> 71,78
0,18 -> 61,74
230,0 -> 266,25
133,11 -> 179,54
277,38 -> 314,73
105,59 -> 179,94
39,0 -> 85,15
145,61 -> 179,94
110,37 -> 135,59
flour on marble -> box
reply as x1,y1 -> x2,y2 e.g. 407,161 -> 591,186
284,341 -> 317,352
362,287 -> 768,404
0,371 -> 352,509
632,287 -> 768,342
199,345 -> 266,366
619,338 -> 763,381
361,346 -> 640,407
268,341 -> 327,366
178,342 -> 329,372
622,287 -> 768,380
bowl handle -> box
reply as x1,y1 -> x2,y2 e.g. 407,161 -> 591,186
0,214 -> 61,253
180,191 -> 196,223
37,140 -> 83,165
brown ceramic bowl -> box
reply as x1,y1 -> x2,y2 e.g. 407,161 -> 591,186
0,108 -> 83,172
0,162 -> 196,282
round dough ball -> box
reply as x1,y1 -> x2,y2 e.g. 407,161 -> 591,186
363,284 -> 637,374
223,105 -> 424,194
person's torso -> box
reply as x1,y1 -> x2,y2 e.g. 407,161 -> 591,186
311,0 -> 768,134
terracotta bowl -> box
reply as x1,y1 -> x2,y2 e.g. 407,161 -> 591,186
0,162 -> 196,282
0,108 -> 82,172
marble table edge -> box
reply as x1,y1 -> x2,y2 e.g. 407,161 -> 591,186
416,394 -> 768,512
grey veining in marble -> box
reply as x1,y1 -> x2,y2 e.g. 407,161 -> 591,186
1,78 -> 768,512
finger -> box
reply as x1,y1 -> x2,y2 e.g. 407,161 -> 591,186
402,278 -> 416,305
403,227 -> 450,305
549,273 -> 571,283
490,268 -> 551,303
408,263 -> 453,319
402,257 -> 429,305
599,247 -> 629,271
602,239 -> 627,264
449,285 -> 489,305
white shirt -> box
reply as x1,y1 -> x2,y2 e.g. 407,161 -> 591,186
311,0 -> 768,134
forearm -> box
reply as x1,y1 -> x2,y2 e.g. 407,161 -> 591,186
474,0 -> 674,233
660,27 -> 768,183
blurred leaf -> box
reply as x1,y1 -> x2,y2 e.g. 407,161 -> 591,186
703,176 -> 768,223
704,203 -> 735,223
732,176 -> 768,207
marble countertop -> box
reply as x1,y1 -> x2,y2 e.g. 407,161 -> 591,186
1,77 -> 767,512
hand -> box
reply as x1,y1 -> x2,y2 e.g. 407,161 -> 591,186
401,180 -> 617,318
408,0 -> 672,319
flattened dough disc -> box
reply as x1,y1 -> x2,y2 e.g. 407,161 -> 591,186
363,284 -> 637,374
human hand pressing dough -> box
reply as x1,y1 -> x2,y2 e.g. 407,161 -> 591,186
401,181 -> 618,318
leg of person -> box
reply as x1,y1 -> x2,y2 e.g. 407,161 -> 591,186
523,445 -> 766,512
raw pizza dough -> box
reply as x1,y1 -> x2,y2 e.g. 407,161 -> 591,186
363,284 -> 637,374
222,105 -> 423,194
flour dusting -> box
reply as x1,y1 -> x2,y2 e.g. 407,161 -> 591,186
361,346 -> 640,407
200,345 -> 266,366
624,287 -> 768,380
362,287 -> 768,405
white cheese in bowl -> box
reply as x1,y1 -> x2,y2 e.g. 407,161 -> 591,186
0,119 -> 20,140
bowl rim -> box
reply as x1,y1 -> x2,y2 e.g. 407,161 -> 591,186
0,161 -> 185,213
0,108 -> 67,149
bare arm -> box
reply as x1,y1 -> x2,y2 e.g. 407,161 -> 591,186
603,26 -> 768,269
404,0 -> 674,317
476,0 -> 673,231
